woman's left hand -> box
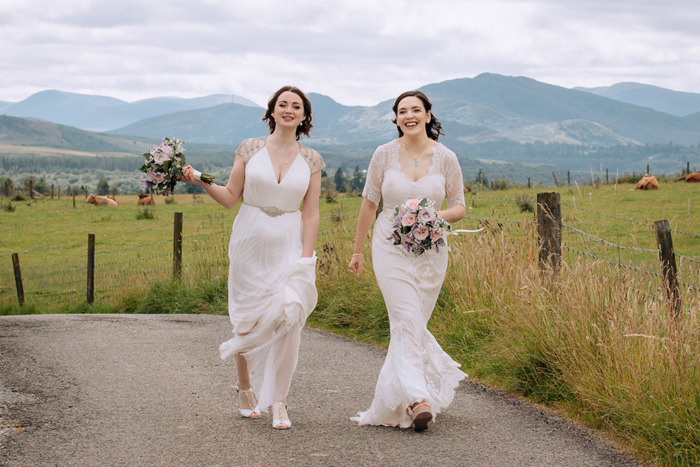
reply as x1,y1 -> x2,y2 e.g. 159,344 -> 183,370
348,254 -> 363,277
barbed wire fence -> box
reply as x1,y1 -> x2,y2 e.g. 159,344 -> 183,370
2,193 -> 698,314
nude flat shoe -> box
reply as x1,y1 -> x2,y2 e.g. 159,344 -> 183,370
406,402 -> 433,432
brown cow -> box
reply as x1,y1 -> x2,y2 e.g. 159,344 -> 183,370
685,173 -> 700,182
138,193 -> 156,205
635,174 -> 659,190
85,194 -> 119,207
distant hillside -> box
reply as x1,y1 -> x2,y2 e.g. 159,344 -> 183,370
3,90 -> 259,132
0,101 -> 13,112
420,73 -> 700,145
110,103 -> 268,143
306,93 -> 360,130
575,82 -> 700,117
0,115 -> 150,153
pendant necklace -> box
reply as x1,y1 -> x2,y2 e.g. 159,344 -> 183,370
403,140 -> 429,166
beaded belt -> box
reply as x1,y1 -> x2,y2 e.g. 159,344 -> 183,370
244,202 -> 295,217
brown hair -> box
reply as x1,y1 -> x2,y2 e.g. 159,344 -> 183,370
391,90 -> 444,141
262,86 -> 313,140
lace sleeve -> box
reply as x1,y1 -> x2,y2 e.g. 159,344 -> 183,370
235,137 -> 267,163
299,144 -> 326,174
362,145 -> 387,205
444,150 -> 466,208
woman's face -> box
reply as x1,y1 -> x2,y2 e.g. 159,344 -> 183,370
272,91 -> 306,130
395,96 -> 431,137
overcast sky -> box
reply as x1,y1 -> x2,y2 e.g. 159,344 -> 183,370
1,0 -> 699,106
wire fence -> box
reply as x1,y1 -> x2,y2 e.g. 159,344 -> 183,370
2,195 -> 698,311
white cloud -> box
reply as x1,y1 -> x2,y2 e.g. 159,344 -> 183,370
1,0 -> 699,105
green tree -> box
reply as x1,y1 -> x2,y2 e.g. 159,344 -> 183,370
350,165 -> 365,192
474,169 -> 488,187
96,177 -> 110,195
334,167 -> 347,193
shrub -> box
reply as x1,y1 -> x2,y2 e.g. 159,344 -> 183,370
515,195 -> 534,213
136,208 -> 155,220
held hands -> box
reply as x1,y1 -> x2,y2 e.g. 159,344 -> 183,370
348,254 -> 363,277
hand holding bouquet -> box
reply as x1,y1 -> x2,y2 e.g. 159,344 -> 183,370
140,137 -> 214,196
389,198 -> 450,255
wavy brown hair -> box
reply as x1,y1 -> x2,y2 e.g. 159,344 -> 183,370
262,86 -> 313,140
391,90 -> 444,141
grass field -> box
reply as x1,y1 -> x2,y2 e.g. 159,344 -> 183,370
2,181 -> 700,466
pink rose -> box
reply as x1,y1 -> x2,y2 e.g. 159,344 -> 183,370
405,199 -> 420,210
413,225 -> 429,241
153,149 -> 171,165
419,208 -> 436,222
430,229 -> 443,241
401,213 -> 417,227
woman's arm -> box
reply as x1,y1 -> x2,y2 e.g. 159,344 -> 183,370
437,204 -> 466,224
181,155 -> 245,209
348,197 -> 378,277
300,170 -> 322,258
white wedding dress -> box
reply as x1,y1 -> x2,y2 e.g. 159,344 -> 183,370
219,137 -> 324,412
352,139 -> 467,428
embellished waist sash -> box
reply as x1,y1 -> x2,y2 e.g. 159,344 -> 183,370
244,202 -> 296,217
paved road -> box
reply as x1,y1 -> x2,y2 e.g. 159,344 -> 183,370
0,315 -> 643,467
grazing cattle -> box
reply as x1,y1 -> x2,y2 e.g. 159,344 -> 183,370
635,174 -> 659,190
138,193 -> 156,205
85,194 -> 119,207
685,173 -> 700,182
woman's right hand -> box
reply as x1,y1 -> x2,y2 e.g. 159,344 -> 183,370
348,254 -> 363,277
180,165 -> 202,185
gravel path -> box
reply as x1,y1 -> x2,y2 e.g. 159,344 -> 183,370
0,314 -> 643,466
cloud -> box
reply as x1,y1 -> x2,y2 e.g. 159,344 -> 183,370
1,0 -> 699,105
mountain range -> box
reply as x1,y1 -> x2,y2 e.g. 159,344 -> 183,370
0,90 -> 259,132
2,73 -> 700,178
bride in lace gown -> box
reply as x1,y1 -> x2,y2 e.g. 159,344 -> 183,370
348,90 -> 467,431
182,86 -> 324,430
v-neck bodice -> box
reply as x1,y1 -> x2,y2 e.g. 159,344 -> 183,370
243,146 -> 311,211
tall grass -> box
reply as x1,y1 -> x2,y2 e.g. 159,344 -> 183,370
312,215 -> 700,466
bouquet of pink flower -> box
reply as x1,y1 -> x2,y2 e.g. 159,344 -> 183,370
389,198 -> 450,255
140,137 -> 214,196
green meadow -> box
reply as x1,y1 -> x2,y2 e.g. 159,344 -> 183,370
1,180 -> 700,466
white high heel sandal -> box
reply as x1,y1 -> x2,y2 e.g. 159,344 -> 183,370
271,402 -> 291,430
234,385 -> 260,419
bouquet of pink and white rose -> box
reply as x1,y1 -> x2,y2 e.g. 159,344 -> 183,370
389,198 -> 450,256
140,137 -> 214,196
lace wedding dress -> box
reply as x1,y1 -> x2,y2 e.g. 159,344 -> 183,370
219,137 -> 324,412
352,139 -> 467,428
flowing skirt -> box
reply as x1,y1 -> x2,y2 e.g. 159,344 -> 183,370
352,212 -> 466,428
219,204 -> 317,411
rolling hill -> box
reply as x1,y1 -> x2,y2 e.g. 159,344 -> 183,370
2,90 -> 259,132
575,82 -> 700,117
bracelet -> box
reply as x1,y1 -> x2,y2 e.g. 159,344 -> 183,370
351,253 -> 363,257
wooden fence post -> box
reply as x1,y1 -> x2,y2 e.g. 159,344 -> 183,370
653,220 -> 681,319
527,177 -> 531,189
58,185 -> 61,200
72,188 -> 76,208
12,253 -> 25,306
51,184 -> 54,199
173,212 -> 183,278
606,168 -> 609,184
646,164 -> 650,175
567,171 -> 570,186
29,180 -> 34,199
551,172 -> 559,187
87,233 -> 95,304
686,161 -> 690,176
537,192 -> 562,271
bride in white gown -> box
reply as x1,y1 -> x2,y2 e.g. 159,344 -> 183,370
182,86 -> 324,430
348,90 -> 467,431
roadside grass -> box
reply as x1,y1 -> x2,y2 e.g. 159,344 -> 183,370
2,182 -> 700,466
